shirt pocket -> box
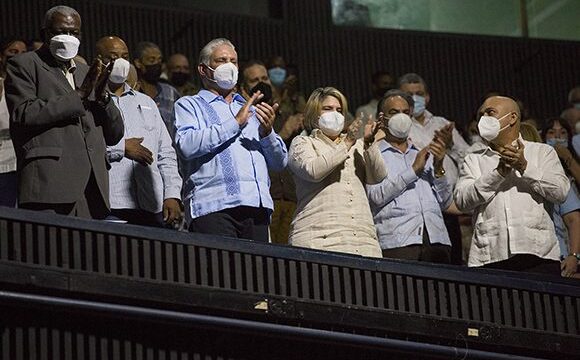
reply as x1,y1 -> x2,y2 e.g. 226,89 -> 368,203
137,104 -> 157,132
473,220 -> 500,249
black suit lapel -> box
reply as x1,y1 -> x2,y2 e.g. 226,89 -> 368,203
36,46 -> 76,93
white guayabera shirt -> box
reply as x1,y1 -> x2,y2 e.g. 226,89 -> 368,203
454,136 -> 569,267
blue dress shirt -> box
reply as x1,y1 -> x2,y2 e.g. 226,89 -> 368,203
366,141 -> 452,250
174,89 -> 288,223
155,82 -> 181,139
554,181 -> 580,258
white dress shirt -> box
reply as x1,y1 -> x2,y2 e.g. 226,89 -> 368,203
0,84 -> 16,174
107,85 -> 182,213
454,137 -> 569,267
409,110 -> 469,187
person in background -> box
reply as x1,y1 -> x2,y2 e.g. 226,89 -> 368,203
398,73 -> 469,187
133,41 -> 180,139
174,38 -> 287,242
96,36 -> 182,228
166,53 -> 199,97
126,64 -> 140,91
288,87 -> 386,257
399,72 -> 469,264
355,70 -> 395,132
27,39 -> 43,51
455,96 -> 569,274
240,59 -> 302,244
519,120 -> 580,279
5,5 -> 124,218
267,55 -> 306,125
542,118 -> 580,186
519,122 -> 543,143
0,36 -> 27,207
367,90 -> 452,263
561,108 -> 580,157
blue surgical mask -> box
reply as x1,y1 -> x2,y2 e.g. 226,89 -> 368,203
268,67 -> 287,87
412,95 -> 426,117
574,103 -> 580,110
546,138 -> 568,148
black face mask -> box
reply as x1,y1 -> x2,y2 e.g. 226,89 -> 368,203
170,72 -> 189,87
249,81 -> 272,105
140,63 -> 162,84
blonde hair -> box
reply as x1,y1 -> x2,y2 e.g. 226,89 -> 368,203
303,87 -> 348,133
519,122 -> 542,143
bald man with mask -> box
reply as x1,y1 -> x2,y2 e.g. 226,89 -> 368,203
97,36 -> 182,227
455,96 -> 569,274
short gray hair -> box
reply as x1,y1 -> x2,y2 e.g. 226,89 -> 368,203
377,89 -> 414,117
198,38 -> 235,66
133,41 -> 161,61
44,6 -> 80,28
398,72 -> 429,93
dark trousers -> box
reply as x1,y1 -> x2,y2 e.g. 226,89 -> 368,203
189,206 -> 269,242
0,171 -> 17,207
443,213 -> 463,265
483,254 -> 561,275
107,209 -> 164,227
382,227 -> 451,264
19,172 -> 108,219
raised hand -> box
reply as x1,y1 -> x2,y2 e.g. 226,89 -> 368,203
235,91 -> 263,127
412,147 -> 430,176
429,137 -> 447,164
94,59 -> 115,103
344,116 -> 362,149
256,101 -> 280,138
363,114 -> 380,146
434,123 -> 454,149
500,139 -> 527,175
125,137 -> 153,166
78,57 -> 104,99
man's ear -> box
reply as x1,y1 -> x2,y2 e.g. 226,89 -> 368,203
509,112 -> 519,125
425,93 -> 431,107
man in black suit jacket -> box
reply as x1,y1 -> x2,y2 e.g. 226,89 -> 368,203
5,5 -> 124,219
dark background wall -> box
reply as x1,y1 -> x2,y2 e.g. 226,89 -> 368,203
2,0 -> 579,130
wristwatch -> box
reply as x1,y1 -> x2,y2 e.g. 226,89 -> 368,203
98,92 -> 111,106
568,253 -> 580,261
434,167 -> 446,178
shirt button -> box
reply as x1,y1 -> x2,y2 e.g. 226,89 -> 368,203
87,145 -> 93,152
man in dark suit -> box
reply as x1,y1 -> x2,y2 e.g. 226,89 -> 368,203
5,5 -> 124,219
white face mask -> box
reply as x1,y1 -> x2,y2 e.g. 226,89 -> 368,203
108,58 -> 130,84
318,111 -> 345,137
478,112 -> 512,142
206,62 -> 238,90
575,121 -> 580,135
49,34 -> 80,61
387,113 -> 413,139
